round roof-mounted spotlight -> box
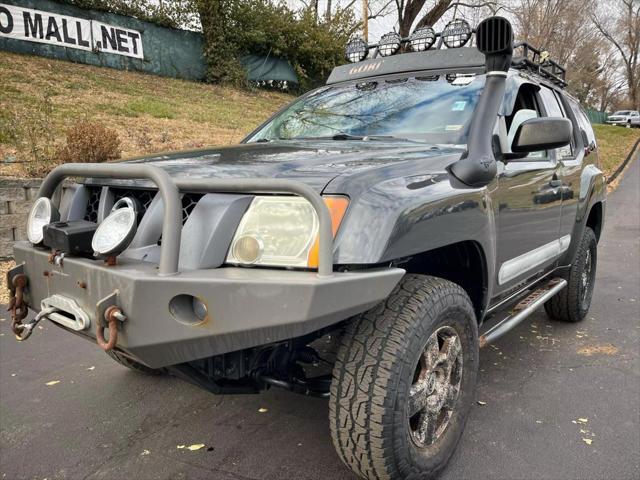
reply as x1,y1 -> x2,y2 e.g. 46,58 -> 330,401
345,37 -> 368,63
442,19 -> 472,48
378,32 -> 402,57
409,26 -> 436,52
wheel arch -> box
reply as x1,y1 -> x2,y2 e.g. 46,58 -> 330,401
586,201 -> 604,242
395,240 -> 488,321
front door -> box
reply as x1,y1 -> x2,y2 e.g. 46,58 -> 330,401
492,84 -> 564,295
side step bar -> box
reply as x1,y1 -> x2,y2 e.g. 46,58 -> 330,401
479,278 -> 567,347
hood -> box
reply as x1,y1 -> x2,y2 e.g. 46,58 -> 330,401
90,141 -> 462,192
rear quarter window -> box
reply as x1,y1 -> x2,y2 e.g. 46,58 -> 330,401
567,98 -> 596,147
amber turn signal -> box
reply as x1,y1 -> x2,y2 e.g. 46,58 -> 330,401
307,195 -> 349,269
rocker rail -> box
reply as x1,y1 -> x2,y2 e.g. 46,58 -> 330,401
37,163 -> 334,277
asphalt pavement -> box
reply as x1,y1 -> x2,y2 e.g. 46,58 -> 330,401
1,158 -> 639,480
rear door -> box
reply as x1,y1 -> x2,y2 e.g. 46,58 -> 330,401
558,95 -> 596,247
492,83 -> 564,295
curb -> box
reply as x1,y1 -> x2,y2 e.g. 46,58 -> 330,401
607,137 -> 640,185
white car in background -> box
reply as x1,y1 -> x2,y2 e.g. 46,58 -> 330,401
607,110 -> 640,128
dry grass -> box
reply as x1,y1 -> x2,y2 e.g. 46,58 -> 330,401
0,260 -> 15,304
593,124 -> 640,178
0,51 -> 292,177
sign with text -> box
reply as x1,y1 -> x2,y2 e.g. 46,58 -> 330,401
0,3 -> 143,59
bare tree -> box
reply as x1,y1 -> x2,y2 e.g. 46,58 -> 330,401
591,0 -> 640,109
512,0 -> 596,66
393,0 -> 502,37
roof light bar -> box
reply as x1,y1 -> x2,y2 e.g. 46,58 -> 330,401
344,19 -> 474,62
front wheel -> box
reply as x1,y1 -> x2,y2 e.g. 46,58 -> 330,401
329,274 -> 478,479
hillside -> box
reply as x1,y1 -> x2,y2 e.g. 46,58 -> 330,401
0,51 -> 292,177
0,51 -> 638,179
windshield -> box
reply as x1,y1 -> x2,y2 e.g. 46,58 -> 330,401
613,111 -> 631,116
248,75 -> 485,145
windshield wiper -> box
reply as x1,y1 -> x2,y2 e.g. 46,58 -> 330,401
284,133 -> 405,141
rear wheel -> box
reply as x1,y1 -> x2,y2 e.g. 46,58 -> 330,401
545,227 -> 597,322
106,350 -> 164,375
329,274 -> 478,479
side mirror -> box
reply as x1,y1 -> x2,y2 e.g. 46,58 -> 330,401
512,117 -> 572,153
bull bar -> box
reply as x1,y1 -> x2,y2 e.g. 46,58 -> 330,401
38,163 -> 335,276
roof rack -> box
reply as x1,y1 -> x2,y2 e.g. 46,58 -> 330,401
511,41 -> 567,88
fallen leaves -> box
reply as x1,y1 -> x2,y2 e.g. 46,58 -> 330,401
177,444 -> 206,451
86,366 -> 96,371
576,344 -> 619,356
477,401 -> 487,406
258,407 -> 268,413
140,449 -> 150,456
582,438 -> 593,445
45,380 -> 60,386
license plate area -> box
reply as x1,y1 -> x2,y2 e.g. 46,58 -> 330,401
41,295 -> 91,331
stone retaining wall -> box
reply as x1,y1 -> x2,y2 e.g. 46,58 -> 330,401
0,178 -> 42,258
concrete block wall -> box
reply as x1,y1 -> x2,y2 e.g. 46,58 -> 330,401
0,178 -> 42,258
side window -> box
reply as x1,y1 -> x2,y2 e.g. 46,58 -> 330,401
504,84 -> 546,160
568,99 -> 596,148
538,86 -> 574,159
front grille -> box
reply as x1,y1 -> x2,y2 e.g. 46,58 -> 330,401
181,193 -> 204,224
111,187 -> 155,210
84,186 -> 102,222
82,186 -> 203,227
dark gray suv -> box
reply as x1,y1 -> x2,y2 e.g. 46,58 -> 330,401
7,17 -> 605,479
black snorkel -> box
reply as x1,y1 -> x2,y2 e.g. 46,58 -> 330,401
449,16 -> 513,187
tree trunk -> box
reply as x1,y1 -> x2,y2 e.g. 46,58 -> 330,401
415,0 -> 452,30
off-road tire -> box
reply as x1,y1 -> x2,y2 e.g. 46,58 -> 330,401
329,274 -> 478,480
544,227 -> 597,323
106,350 -> 164,375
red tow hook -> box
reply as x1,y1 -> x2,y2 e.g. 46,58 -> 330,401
96,305 -> 127,351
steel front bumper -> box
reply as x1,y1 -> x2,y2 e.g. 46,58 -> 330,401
13,242 -> 404,368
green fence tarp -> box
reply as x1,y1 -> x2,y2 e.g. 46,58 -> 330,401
586,108 -> 608,124
240,54 -> 298,84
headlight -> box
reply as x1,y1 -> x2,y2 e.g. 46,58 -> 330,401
227,196 -> 348,269
91,198 -> 138,256
27,197 -> 59,244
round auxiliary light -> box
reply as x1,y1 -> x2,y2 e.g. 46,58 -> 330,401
345,37 -> 368,63
442,19 -> 472,48
378,32 -> 402,57
409,26 -> 436,52
27,197 -> 59,244
91,198 -> 138,256
231,234 -> 264,264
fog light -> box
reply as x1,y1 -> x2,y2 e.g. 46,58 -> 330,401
442,19 -> 472,48
345,37 -> 368,62
91,197 -> 138,256
409,26 -> 436,52
378,32 -> 401,57
27,197 -> 59,245
232,235 -> 264,264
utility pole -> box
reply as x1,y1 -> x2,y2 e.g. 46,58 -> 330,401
362,0 -> 368,41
